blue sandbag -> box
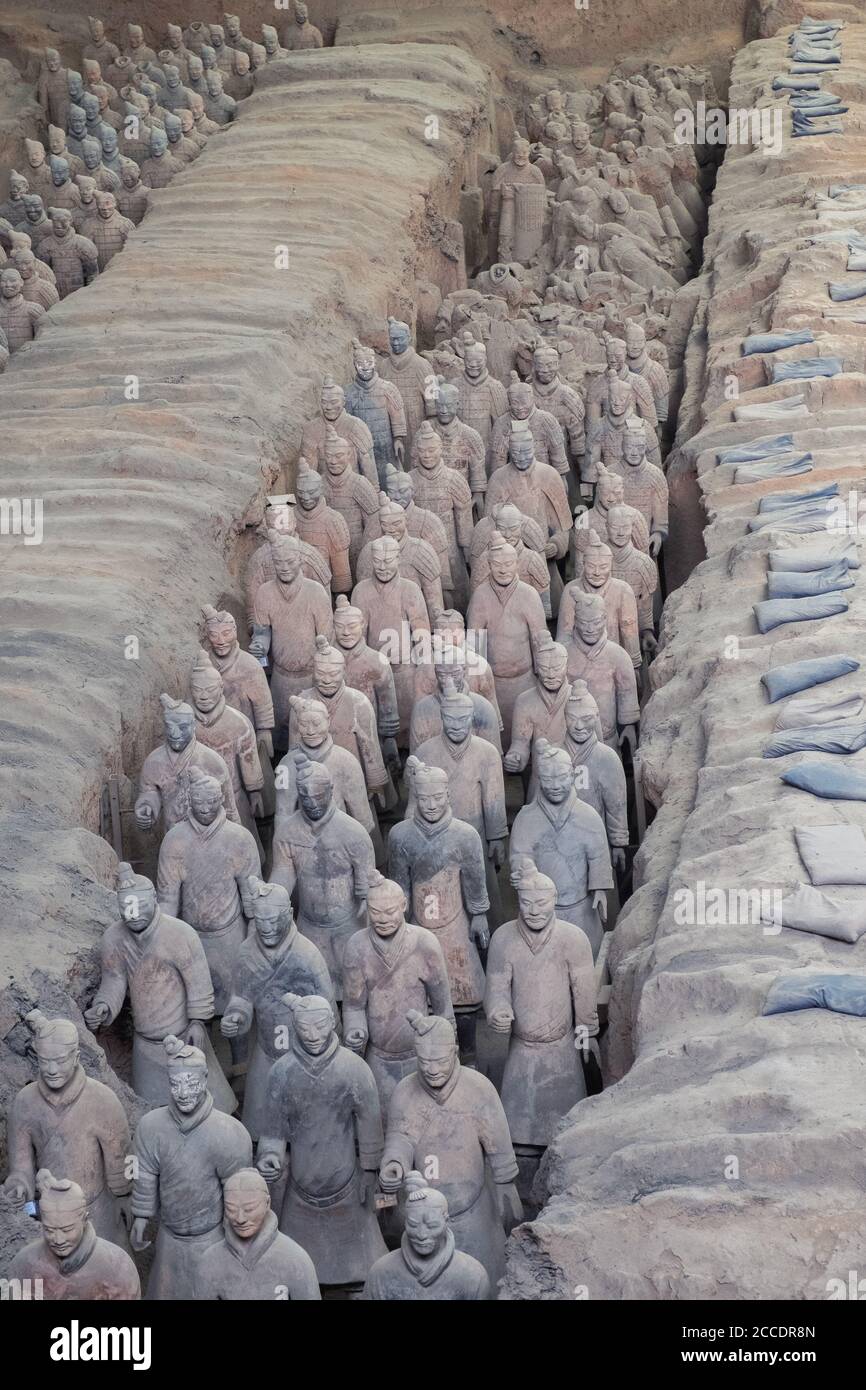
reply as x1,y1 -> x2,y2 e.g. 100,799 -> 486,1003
718,433 -> 794,463
764,722 -> 866,757
734,454 -> 813,484
763,973 -> 866,1018
772,356 -> 843,381
768,539 -> 860,571
782,761 -> 866,800
773,76 -> 821,90
750,513 -> 836,535
759,483 -> 838,510
792,120 -> 844,136
753,593 -> 848,632
742,330 -> 815,355
762,655 -> 859,704
829,279 -> 866,301
829,183 -> 866,196
765,560 -> 851,598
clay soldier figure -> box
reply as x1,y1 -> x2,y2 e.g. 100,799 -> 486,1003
413,610 -> 501,720
66,104 -> 89,162
48,124 -> 86,176
343,872 -> 454,1109
574,463 -> 649,559
164,23 -> 191,80
136,692 -> 238,835
124,23 -> 157,66
466,533 -> 547,743
176,108 -> 205,162
355,492 -> 444,617
558,529 -> 641,670
4,1011 -> 131,1249
294,458 -> 353,593
83,18 -> 120,72
510,741 -> 612,959
344,338 -> 407,483
21,194 -> 55,252
626,320 -> 668,427
423,378 -> 486,516
485,863 -> 598,1158
249,530 -> 334,748
46,156 -> 84,221
588,334 -> 656,449
505,635 -> 576,799
378,316 -> 431,450
99,125 -> 124,176
81,134 -> 121,193
410,642 -> 502,753
490,134 -> 545,261
410,422 -> 473,610
606,504 -> 658,655
457,335 -> 507,457
320,427 -> 379,569
490,374 -> 568,479
352,533 -> 432,746
86,861 -> 235,1112
610,418 -> 668,556
380,1012 -> 521,1286
284,1 -> 324,50
278,699 -> 375,837
82,189 -> 134,270
0,170 -> 30,228
332,594 -> 400,769
199,1169 -> 321,1299
10,248 -> 60,310
245,502 -> 331,627
529,342 -> 586,486
223,13 -> 255,56
563,681 -> 628,868
408,683 -> 506,928
564,592 -> 640,752
484,426 -> 571,612
130,1035 -> 252,1299
201,605 -> 275,775
271,755 -> 375,997
470,501 -> 550,615
6,1171 -> 140,1301
208,25 -> 235,75
294,635 -> 389,813
23,138 -> 54,202
301,375 -> 378,486
157,764 -> 260,1020
257,993 -> 386,1290
38,49 -> 70,131
390,758 -> 490,1052
225,49 -> 254,102
364,1170 -> 489,1300
140,127 -> 184,188
0,267 -> 45,349
364,464 -> 453,595
204,71 -> 237,127
262,25 -> 289,61
221,876 -> 333,1139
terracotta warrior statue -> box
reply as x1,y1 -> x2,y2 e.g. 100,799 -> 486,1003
301,375 -> 378,486
4,1011 -> 131,1249
21,194 -> 55,252
249,530 -> 334,748
332,594 -> 400,768
130,1035 -> 252,1299
410,640 -> 501,753
0,170 -> 30,228
0,267 -> 45,349
456,335 -> 507,457
573,463 -> 648,562
344,338 -> 407,484
625,319 -> 668,426
86,862 -> 235,1112
23,138 -> 53,202
558,528 -> 641,670
257,992 -> 386,1290
470,501 -> 550,615
10,248 -> 60,309
271,754 -> 375,997
606,503 -> 658,656
6,1170 -> 140,1300
351,533 -> 432,746
484,426 -> 571,609
529,342 -> 585,486
466,533 -> 547,744
364,1169 -> 489,1300
610,417 -> 668,555
378,316 -> 431,450
364,464 -> 453,594
562,680 -> 628,868
294,458 -> 353,593
293,634 -> 390,811
135,692 -> 238,835
201,604 -> 274,767
157,763 -> 260,1025
505,634 -> 577,799
587,335 -> 657,453
140,127 -> 184,187
485,863 -> 598,1153
48,124 -> 85,176
38,49 -> 70,130
198,1168 -> 321,1299
490,134 -> 545,261
390,757 -> 490,1053
221,876 -> 333,1139
46,156 -> 83,221
82,189 -> 134,270
422,378 -> 486,516
409,421 -> 473,611
84,17 -> 120,71
284,2 -> 324,51
37,206 -> 99,298
489,374 -> 568,480
343,872 -> 454,1110
379,1012 -> 521,1285
245,500 -> 331,628
320,427 -> 379,569
262,25 -> 289,61
278,698 -> 375,838
413,609 -> 502,723
124,22 -> 157,66
510,740 -> 612,959
564,592 -> 640,752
